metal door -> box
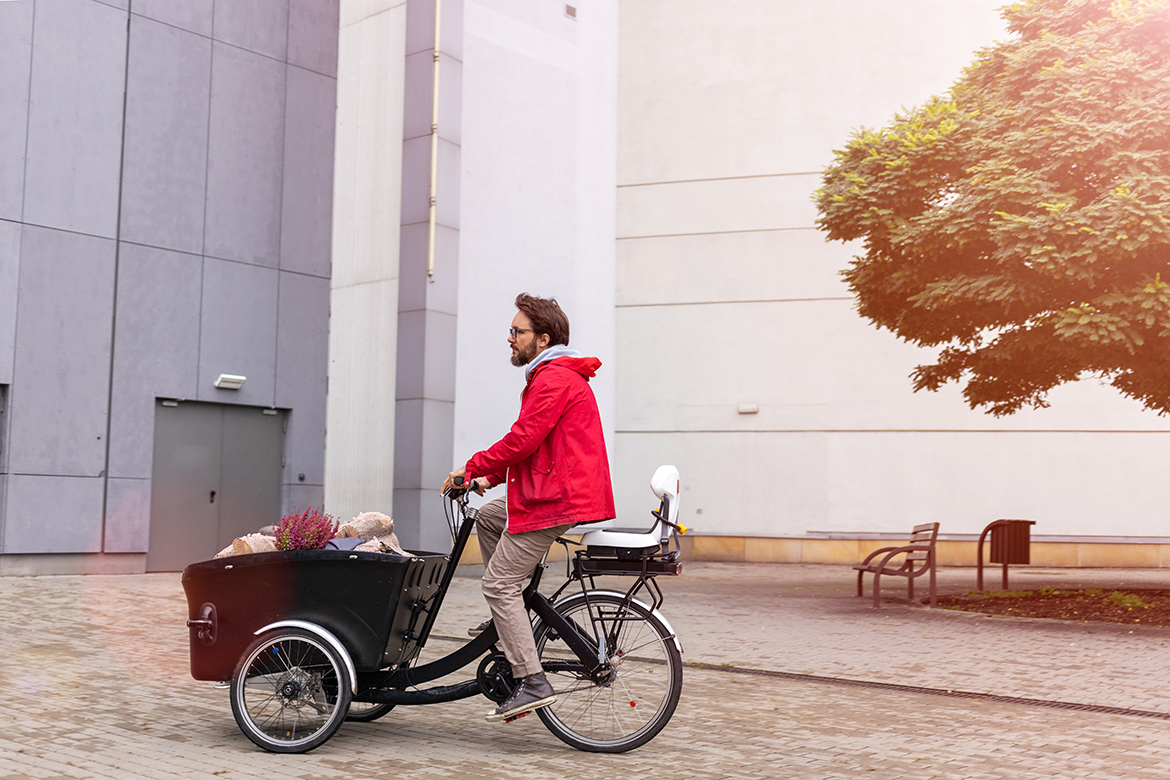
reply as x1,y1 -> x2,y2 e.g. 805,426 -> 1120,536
147,401 -> 285,572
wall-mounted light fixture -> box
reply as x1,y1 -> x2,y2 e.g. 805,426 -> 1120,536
737,403 -> 759,414
214,374 -> 246,390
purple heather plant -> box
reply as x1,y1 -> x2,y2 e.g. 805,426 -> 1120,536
274,506 -> 338,551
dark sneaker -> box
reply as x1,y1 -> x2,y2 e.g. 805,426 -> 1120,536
468,620 -> 491,637
485,672 -> 556,722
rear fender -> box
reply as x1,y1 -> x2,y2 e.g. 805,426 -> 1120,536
553,590 -> 683,653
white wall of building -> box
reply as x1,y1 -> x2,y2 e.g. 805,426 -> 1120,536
453,0 -> 618,498
615,0 -> 1170,538
325,0 -> 408,525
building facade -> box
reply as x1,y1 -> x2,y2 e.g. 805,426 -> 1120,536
4,0 -> 1168,575
0,0 -> 337,573
612,0 -> 1170,566
324,0 -> 617,553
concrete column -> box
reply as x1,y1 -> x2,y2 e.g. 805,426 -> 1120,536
324,0 -> 409,524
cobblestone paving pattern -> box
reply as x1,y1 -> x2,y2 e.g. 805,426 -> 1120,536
652,563 -> 1170,714
1,565 -> 1169,778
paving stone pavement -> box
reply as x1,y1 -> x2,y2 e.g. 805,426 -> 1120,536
1,562 -> 1169,779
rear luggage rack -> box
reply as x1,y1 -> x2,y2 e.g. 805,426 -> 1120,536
574,547 -> 682,579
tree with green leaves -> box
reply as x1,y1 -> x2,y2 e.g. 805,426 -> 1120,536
815,0 -> 1170,416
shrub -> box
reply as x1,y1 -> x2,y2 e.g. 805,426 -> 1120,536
274,507 -> 338,551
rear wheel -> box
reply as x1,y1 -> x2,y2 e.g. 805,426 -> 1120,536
534,593 -> 682,753
230,628 -> 352,753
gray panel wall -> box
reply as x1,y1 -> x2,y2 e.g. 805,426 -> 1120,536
203,42 -> 287,267
197,258 -> 280,406
22,0 -> 127,239
0,1 -> 33,224
8,227 -> 115,481
0,0 -> 339,568
0,386 -> 6,552
277,272 -> 330,513
281,66 -> 338,278
0,222 -> 19,385
120,15 -> 212,256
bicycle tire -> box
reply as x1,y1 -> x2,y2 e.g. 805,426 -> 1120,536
229,628 -> 352,753
534,592 -> 682,752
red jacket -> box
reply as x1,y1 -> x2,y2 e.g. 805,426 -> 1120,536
465,356 -> 616,533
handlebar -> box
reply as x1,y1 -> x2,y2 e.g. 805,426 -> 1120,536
442,475 -> 470,500
441,476 -> 481,539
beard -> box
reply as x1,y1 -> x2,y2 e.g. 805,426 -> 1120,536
511,340 -> 539,367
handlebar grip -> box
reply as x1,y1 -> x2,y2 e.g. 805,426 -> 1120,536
444,475 -> 468,498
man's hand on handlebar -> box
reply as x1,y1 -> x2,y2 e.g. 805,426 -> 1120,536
441,467 -> 487,496
440,467 -> 466,495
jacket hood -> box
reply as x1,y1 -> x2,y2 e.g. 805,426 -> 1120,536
526,345 -> 601,381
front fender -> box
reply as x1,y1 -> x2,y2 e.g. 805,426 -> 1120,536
254,620 -> 358,693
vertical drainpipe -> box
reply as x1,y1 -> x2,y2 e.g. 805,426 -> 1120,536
426,0 -> 442,282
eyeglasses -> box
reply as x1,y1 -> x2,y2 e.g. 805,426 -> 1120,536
509,327 -> 534,339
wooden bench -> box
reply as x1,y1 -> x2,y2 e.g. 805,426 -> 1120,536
854,522 -> 939,608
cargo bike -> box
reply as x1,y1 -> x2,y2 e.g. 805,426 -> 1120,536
182,466 -> 687,754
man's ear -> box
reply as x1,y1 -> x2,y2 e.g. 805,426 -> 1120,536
537,332 -> 551,350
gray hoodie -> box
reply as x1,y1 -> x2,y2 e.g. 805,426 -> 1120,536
524,344 -> 582,382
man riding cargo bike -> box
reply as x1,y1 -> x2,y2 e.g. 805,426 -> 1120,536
442,293 -> 616,723
182,293 -> 687,753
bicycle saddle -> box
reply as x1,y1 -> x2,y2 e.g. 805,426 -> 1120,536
580,465 -> 680,550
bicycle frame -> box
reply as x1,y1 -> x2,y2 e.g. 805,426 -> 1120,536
354,488 -> 648,703
209,479 -> 686,755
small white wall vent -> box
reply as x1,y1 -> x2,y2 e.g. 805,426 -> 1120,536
214,374 -> 246,390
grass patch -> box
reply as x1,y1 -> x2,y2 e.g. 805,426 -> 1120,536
1107,591 -> 1150,610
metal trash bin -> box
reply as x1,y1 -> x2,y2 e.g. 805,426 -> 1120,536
990,520 -> 1033,565
977,519 -> 1036,591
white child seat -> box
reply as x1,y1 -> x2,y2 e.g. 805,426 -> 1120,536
579,465 -> 680,550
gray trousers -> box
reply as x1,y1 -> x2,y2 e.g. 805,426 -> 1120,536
476,498 -> 572,678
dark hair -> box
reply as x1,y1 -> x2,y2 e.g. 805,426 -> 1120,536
515,293 -> 570,347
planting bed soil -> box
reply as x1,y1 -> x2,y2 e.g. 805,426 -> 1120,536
936,588 -> 1170,627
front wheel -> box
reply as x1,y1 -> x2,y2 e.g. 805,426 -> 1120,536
230,628 -> 352,753
345,701 -> 396,722
534,592 -> 683,753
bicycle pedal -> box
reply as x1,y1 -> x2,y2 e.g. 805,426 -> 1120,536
504,711 -> 530,724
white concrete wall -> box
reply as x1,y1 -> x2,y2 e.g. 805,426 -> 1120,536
453,0 -> 618,504
615,0 -> 1170,538
325,0 -> 409,524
